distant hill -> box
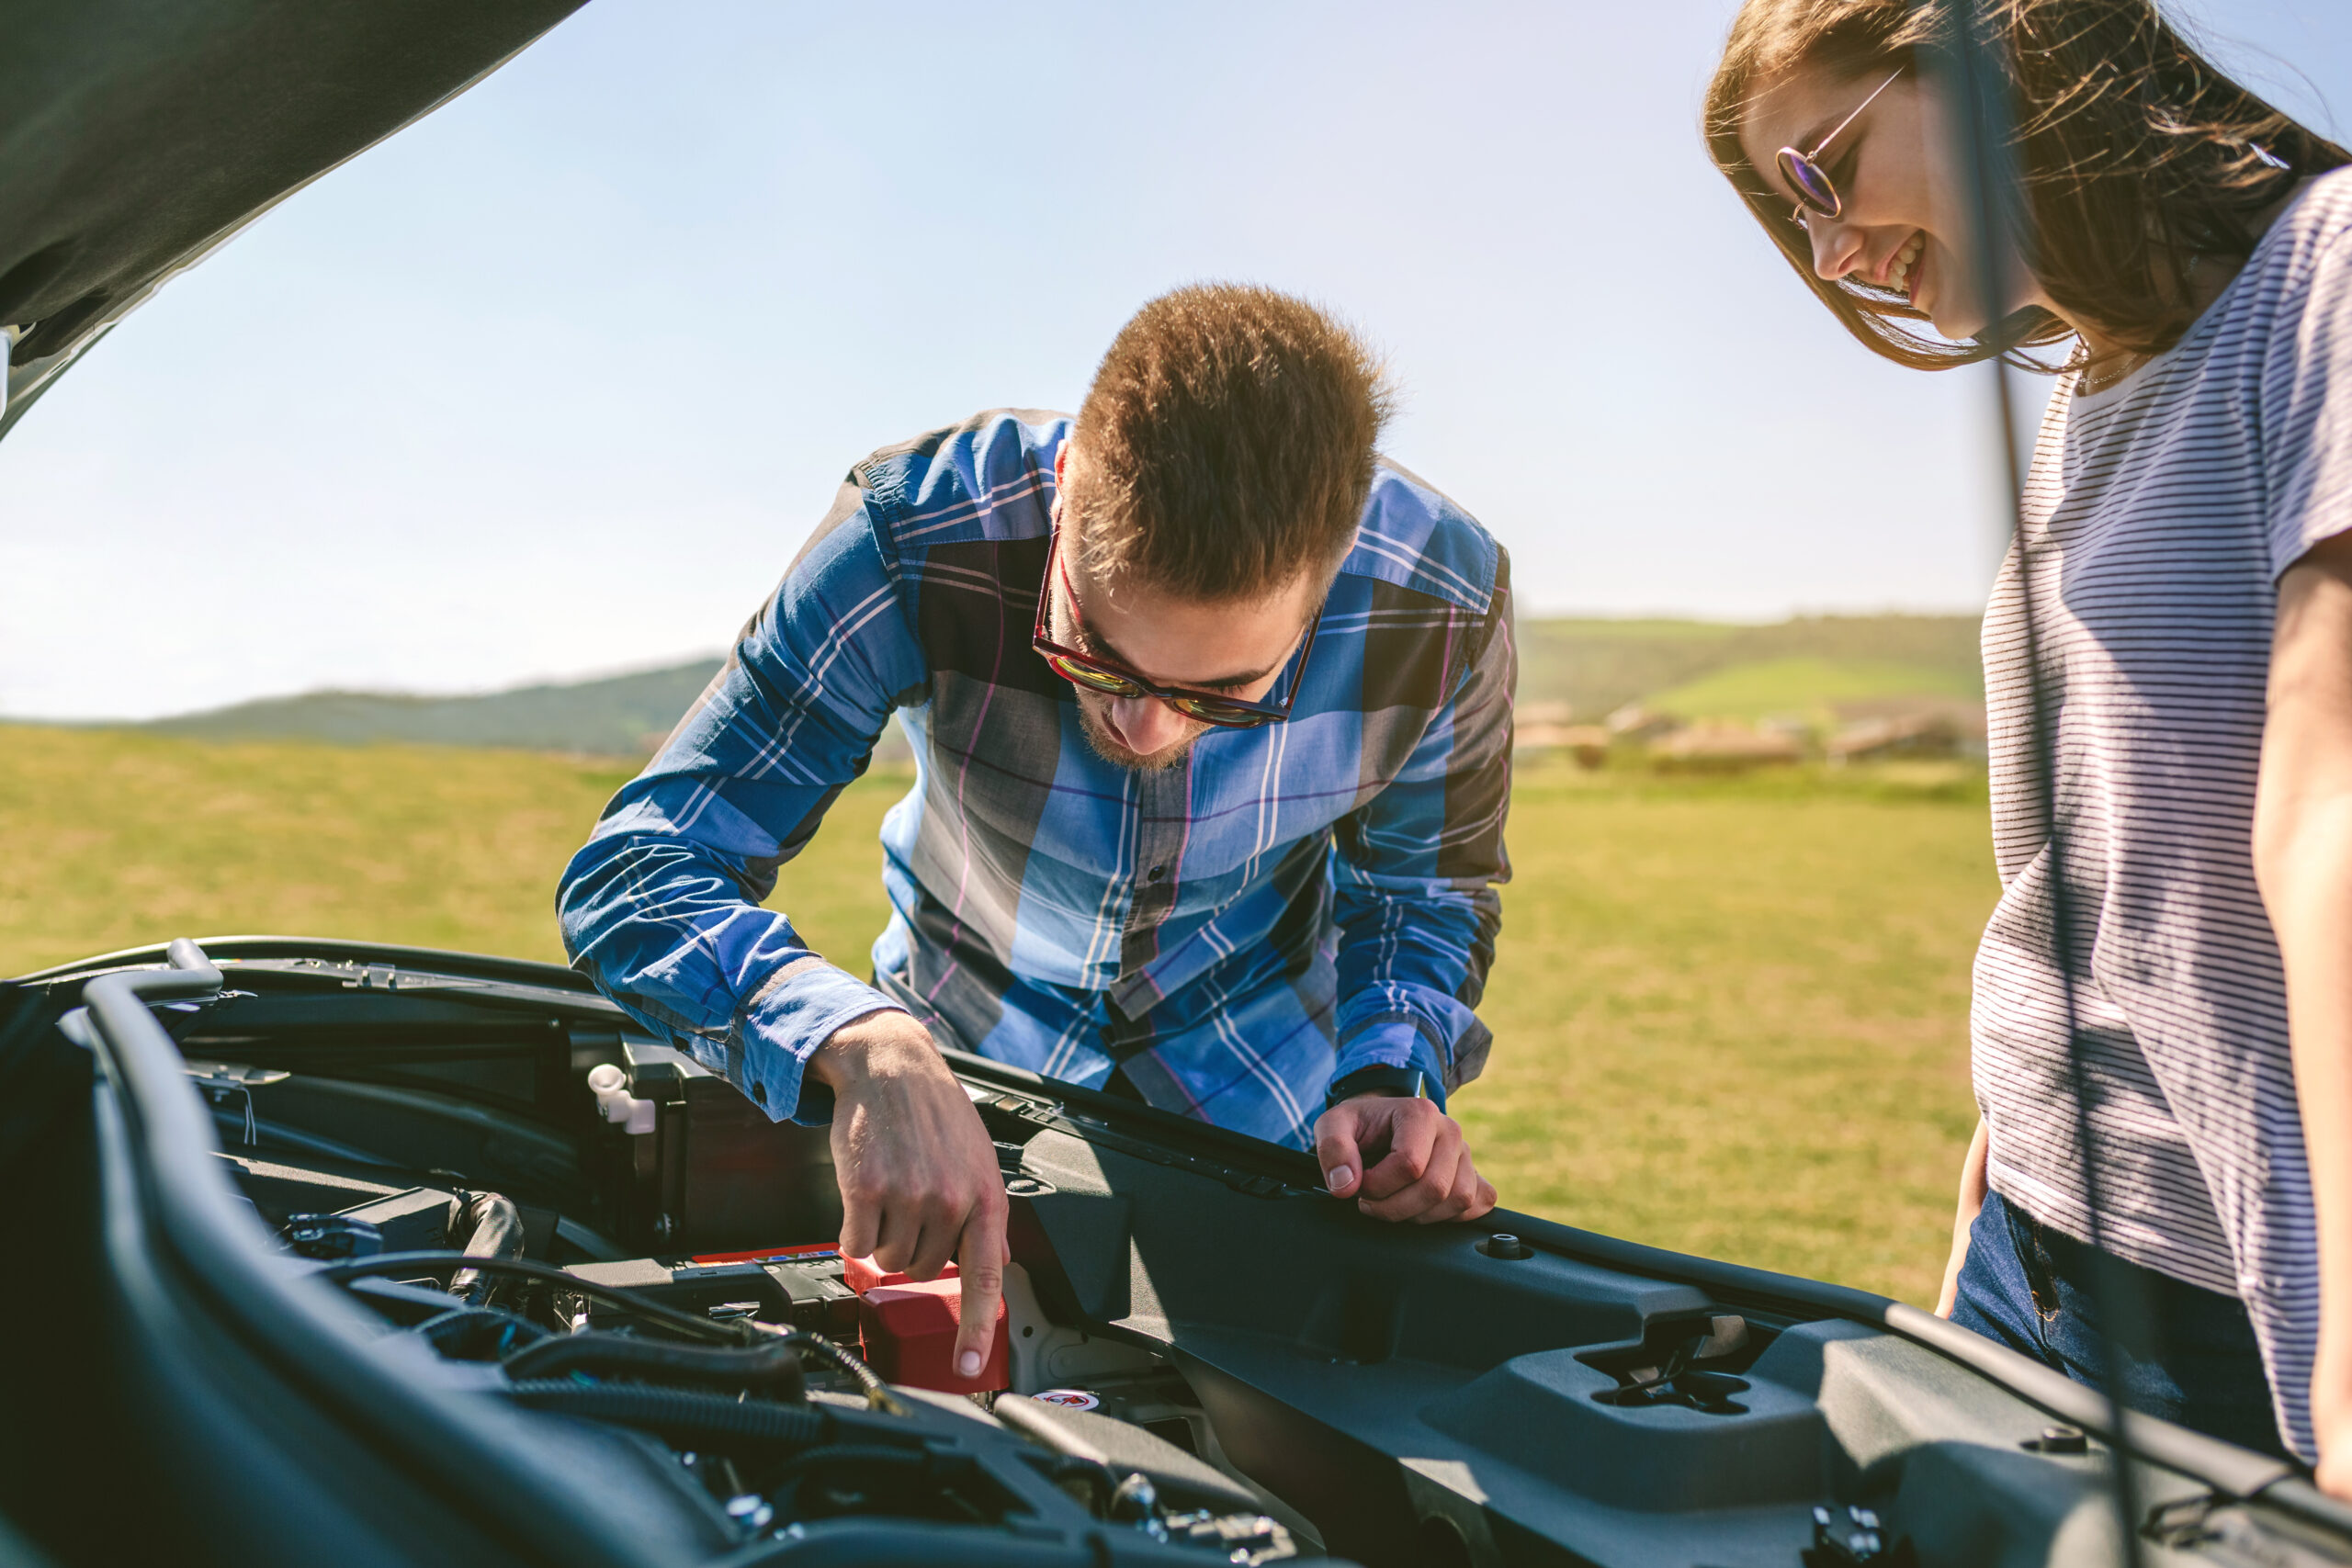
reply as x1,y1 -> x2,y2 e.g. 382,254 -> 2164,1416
1515,614 -> 1981,721
94,612 -> 1983,757
139,659 -> 728,755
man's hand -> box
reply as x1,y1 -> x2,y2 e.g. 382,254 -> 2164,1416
808,1010 -> 1007,1380
1314,1093 -> 1496,1223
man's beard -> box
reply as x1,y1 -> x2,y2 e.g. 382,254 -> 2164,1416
1075,697 -> 1202,773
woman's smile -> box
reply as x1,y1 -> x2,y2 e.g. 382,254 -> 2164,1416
1888,230 -> 1924,295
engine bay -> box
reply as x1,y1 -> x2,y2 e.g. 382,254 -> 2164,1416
229,1141 -> 1313,1564
8,939 -> 2350,1568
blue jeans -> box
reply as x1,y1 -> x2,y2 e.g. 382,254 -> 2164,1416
1951,1190 -> 2287,1458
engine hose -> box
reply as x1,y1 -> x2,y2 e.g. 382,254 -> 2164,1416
314,1252 -> 751,1345
448,1190 -> 526,1305
792,1329 -> 906,1415
500,1380 -> 837,1448
414,1302 -> 551,1360
501,1329 -> 807,1398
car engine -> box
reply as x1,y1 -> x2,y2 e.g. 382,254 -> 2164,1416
218,1060 -> 1324,1567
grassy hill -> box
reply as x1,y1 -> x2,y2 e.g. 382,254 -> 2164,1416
25,611 -> 1985,758
1516,614 -> 1982,720
1646,655 -> 1983,723
138,659 -> 727,755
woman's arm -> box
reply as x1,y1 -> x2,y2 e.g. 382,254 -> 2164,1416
1935,1119 -> 1990,1318
2255,532 -> 2352,1495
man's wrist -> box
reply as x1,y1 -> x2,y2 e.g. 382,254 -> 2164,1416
1325,1063 -> 1428,1111
807,1008 -> 932,1091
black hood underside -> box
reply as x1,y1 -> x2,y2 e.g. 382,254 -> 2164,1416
0,0 -> 584,439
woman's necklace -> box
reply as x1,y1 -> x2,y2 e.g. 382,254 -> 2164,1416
2074,347 -> 2148,397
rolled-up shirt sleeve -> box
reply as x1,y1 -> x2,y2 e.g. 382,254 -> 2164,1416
1328,553 -> 1515,1110
2263,226 -> 2352,574
558,484 -> 925,1123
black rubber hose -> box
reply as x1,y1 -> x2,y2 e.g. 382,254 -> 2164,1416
793,1328 -> 905,1414
499,1380 -> 937,1452
313,1252 -> 751,1344
501,1329 -> 807,1398
499,1380 -> 836,1448
414,1302 -> 552,1359
449,1190 -> 526,1305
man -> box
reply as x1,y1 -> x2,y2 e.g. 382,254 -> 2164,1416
560,284 -> 1514,1382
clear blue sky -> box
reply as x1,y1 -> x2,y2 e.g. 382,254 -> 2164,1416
3,0 -> 2346,720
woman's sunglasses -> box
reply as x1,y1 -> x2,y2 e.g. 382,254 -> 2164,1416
1029,528 -> 1317,729
1776,69 -> 1902,225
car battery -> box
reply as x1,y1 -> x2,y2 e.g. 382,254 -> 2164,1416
598,1041 -> 843,1255
856,1275 -> 1010,1394
766,1256 -> 863,1340
842,1254 -> 929,1293
562,1247 -> 861,1340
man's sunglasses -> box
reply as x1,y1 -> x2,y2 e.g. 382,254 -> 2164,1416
1776,69 -> 1901,225
1029,529 -> 1317,729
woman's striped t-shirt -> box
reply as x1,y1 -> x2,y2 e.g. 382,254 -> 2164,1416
1976,165 -> 2352,1461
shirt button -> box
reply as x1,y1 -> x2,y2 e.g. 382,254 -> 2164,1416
1147,864 -> 1167,883
752,1081 -> 769,1106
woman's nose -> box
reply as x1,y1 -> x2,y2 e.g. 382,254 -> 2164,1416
1808,218 -> 1864,282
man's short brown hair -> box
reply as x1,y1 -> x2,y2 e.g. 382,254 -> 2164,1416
1069,283 -> 1393,602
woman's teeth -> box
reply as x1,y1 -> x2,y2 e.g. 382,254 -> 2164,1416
1887,232 -> 1925,293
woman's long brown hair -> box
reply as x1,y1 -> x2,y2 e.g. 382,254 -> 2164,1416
1704,0 -> 2348,368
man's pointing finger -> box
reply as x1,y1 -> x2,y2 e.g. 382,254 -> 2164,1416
952,1198 -> 1008,1383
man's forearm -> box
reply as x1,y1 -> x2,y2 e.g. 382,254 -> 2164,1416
560,831 -> 900,1122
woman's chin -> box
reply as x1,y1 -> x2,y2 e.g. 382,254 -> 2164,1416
1927,296 -> 1992,344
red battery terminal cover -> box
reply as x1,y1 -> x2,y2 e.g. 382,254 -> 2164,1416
842,1254 -> 917,1294
847,1259 -> 1010,1394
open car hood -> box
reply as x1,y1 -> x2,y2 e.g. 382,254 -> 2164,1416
0,0 -> 584,441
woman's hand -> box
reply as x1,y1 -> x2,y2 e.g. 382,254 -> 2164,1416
1935,1120 -> 1991,1319
2316,1366 -> 2352,1499
2256,533 -> 2352,1493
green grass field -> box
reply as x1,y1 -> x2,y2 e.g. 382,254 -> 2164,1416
0,726 -> 1996,1304
1645,655 -> 1984,722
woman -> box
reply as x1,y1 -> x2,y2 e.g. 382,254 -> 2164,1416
1705,0 -> 2352,1483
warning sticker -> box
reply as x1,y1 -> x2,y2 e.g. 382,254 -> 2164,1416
1033,1388 -> 1101,1410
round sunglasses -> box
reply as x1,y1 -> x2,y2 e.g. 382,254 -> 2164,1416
1776,69 -> 1902,225
1029,530 -> 1317,729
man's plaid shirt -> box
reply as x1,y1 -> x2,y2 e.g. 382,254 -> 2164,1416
560,410 -> 1514,1149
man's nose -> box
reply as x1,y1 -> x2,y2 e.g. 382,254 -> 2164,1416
1109,695 -> 1187,752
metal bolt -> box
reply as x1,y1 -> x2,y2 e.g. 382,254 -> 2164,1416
2026,1424 -> 2089,1454
724,1494 -> 775,1530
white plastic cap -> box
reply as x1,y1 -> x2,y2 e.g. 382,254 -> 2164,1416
584,1063 -> 657,1134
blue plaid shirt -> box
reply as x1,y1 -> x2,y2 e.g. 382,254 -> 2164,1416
560,410 -> 1513,1149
